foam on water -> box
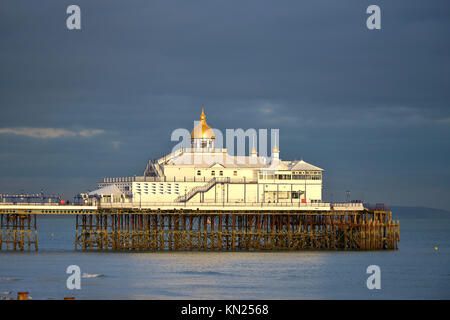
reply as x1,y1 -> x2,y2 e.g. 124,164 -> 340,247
82,273 -> 104,278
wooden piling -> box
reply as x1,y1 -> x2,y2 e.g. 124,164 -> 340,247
0,214 -> 38,251
70,208 -> 399,252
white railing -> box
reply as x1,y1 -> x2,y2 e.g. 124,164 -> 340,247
97,201 -> 334,209
156,148 -> 185,165
0,202 -> 64,206
174,177 -> 231,202
331,203 -> 365,208
1,201 -> 364,212
103,177 -> 137,183
102,176 -> 257,183
153,162 -> 164,177
0,203 -> 97,210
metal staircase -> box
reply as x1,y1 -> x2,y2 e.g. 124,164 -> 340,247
144,148 -> 185,178
143,160 -> 155,176
143,159 -> 165,178
174,177 -> 230,203
153,162 -> 164,177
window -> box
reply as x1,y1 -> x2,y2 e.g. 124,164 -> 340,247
197,170 -> 201,176
233,171 -> 237,176
211,170 -> 215,176
219,171 -> 223,176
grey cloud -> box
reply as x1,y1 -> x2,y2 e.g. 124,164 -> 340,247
0,0 -> 449,209
0,127 -> 105,139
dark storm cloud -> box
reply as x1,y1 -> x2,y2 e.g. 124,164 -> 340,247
0,0 -> 449,208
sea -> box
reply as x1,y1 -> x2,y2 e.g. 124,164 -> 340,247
1,209 -> 449,300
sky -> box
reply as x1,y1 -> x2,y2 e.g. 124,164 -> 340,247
0,0 -> 449,209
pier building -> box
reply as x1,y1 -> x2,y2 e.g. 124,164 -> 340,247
85,109 -> 324,208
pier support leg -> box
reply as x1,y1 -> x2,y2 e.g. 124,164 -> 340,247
0,214 -> 38,251
73,209 -> 399,252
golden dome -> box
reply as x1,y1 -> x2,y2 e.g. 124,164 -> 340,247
191,107 -> 215,139
272,146 -> 280,153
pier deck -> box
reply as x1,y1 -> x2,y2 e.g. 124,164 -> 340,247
0,202 -> 363,214
0,203 -> 399,251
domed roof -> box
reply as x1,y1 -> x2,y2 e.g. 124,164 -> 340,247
191,107 -> 215,139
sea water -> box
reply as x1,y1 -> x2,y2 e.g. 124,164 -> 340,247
0,214 -> 449,299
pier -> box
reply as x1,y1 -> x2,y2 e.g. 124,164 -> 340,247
0,110 -> 401,252
0,214 -> 38,251
0,203 -> 399,251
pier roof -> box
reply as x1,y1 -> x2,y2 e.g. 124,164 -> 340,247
88,184 -> 123,196
291,160 -> 324,171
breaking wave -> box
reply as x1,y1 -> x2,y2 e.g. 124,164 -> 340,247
0,277 -> 21,281
82,273 -> 104,278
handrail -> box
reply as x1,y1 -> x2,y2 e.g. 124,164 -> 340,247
173,177 -> 229,202
0,201 -> 365,208
102,176 -> 257,183
332,203 -> 365,207
153,162 -> 164,177
156,148 -> 185,165
98,201 -> 324,207
0,201 -> 365,211
0,202 -> 67,206
93,201 -> 361,210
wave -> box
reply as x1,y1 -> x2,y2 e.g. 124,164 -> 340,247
82,273 -> 104,278
0,277 -> 21,281
177,271 -> 232,276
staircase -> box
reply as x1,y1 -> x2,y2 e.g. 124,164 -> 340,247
143,160 -> 155,176
153,162 -> 164,177
174,177 -> 230,203
144,148 -> 184,178
143,159 -> 164,178
155,148 -> 184,166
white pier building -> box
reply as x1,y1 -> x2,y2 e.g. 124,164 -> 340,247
83,109 -> 334,210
